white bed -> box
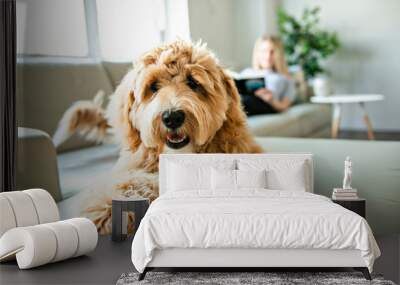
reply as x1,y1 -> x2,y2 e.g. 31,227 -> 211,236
131,154 -> 380,280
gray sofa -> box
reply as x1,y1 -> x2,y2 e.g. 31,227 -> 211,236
17,62 -> 331,154
17,128 -> 400,236
17,128 -> 62,201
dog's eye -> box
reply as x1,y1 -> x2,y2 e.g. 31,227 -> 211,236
186,75 -> 199,90
150,81 -> 159,93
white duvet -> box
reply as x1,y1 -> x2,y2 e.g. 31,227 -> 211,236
131,190 -> 380,273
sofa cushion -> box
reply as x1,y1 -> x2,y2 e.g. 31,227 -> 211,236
57,143 -> 119,199
17,128 -> 62,201
17,62 -> 114,153
247,103 -> 331,137
289,104 -> 332,136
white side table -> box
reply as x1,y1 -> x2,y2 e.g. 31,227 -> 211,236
311,94 -> 384,140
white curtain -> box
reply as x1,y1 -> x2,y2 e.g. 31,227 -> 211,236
165,0 -> 191,42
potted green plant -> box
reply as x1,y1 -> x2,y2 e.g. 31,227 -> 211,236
278,7 -> 340,97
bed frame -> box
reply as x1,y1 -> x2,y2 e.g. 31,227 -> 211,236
139,248 -> 371,280
138,154 -> 372,281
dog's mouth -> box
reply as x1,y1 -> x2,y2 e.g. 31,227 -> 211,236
165,130 -> 190,149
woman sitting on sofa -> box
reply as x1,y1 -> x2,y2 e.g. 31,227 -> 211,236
241,35 -> 296,116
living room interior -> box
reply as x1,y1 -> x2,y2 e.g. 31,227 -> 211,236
1,0 -> 399,284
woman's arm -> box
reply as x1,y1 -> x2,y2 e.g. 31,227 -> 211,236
263,77 -> 296,111
269,96 -> 291,112
254,88 -> 291,112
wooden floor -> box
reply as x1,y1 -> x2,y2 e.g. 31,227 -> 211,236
0,235 -> 399,284
338,130 -> 400,141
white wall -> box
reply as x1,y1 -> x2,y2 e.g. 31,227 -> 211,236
96,0 -> 163,61
232,0 -> 279,70
188,0 -> 236,67
188,0 -> 279,70
281,0 -> 400,131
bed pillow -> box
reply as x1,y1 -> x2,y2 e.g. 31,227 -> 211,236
211,168 -> 236,190
237,159 -> 309,191
236,169 -> 267,189
159,154 -> 236,195
167,162 -> 211,191
211,169 -> 267,190
164,158 -> 236,193
266,163 -> 307,191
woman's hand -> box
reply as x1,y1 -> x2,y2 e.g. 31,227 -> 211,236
254,88 -> 292,112
254,88 -> 273,102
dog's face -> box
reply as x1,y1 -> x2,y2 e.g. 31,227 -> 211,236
127,41 -> 234,151
131,42 -> 232,151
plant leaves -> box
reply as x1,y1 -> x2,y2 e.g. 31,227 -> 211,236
277,6 -> 340,79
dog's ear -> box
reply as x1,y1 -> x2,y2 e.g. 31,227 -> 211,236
123,90 -> 142,151
107,70 -> 142,152
213,68 -> 263,153
219,68 -> 247,123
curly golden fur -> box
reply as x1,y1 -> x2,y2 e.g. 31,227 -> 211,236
108,41 -> 262,158
55,40 -> 262,233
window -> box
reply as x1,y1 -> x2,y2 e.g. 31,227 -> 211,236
165,0 -> 190,43
17,0 -> 190,62
96,0 -> 164,62
96,0 -> 191,62
16,0 -> 88,57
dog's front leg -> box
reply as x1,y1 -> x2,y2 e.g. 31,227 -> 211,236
85,171 -> 159,235
115,173 -> 159,202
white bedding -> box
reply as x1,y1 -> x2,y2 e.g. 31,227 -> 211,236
131,190 -> 380,273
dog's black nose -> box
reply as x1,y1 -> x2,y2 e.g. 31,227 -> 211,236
162,110 -> 185,129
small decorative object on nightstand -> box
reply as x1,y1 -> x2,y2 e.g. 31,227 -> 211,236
332,156 -> 366,218
332,156 -> 359,200
112,196 -> 149,242
332,198 -> 366,218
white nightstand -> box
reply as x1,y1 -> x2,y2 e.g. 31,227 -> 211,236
311,94 -> 384,140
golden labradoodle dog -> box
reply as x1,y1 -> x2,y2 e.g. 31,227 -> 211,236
54,40 -> 262,234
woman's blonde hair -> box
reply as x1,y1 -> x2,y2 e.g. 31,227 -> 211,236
252,35 -> 289,76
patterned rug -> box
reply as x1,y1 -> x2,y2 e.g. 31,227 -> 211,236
116,271 -> 395,285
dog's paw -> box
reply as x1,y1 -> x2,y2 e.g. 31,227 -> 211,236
116,181 -> 158,202
83,190 -> 146,235
84,195 -> 113,235
53,90 -> 109,147
82,172 -> 158,235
